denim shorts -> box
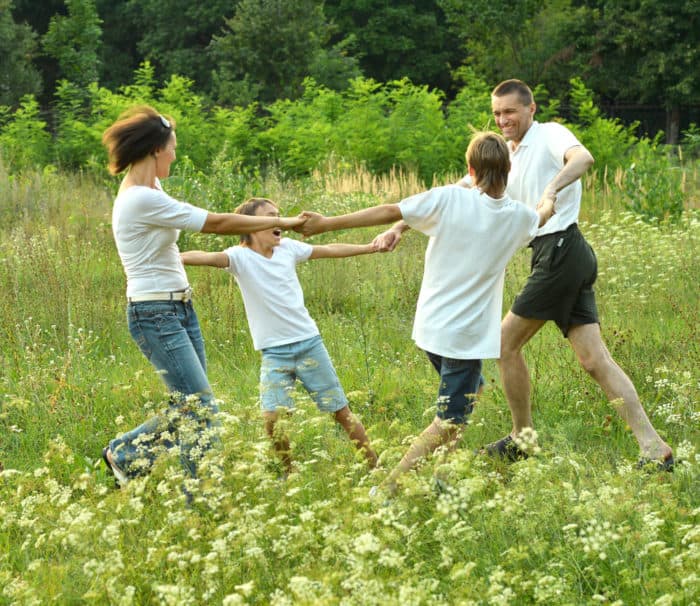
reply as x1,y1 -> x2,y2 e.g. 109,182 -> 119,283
425,351 -> 483,425
260,335 -> 347,413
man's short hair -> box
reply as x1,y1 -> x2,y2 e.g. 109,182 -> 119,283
492,79 -> 534,106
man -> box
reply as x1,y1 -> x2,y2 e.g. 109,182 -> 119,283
375,79 -> 673,470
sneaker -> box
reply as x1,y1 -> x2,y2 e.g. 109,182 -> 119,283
481,435 -> 529,461
636,453 -> 674,473
102,447 -> 129,487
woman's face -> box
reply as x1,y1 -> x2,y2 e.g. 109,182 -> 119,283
155,132 -> 177,179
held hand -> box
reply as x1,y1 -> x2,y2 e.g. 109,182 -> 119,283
295,211 -> 327,237
279,215 -> 308,230
536,194 -> 556,220
372,227 -> 403,252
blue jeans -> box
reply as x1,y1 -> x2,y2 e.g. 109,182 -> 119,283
425,351 -> 483,425
109,300 -> 219,478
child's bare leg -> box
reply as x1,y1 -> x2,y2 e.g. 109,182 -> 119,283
334,405 -> 378,468
383,417 -> 462,495
263,411 -> 292,474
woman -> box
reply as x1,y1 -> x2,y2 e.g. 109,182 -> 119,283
101,105 -> 304,486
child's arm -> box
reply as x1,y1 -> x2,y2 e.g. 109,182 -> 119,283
297,205 -> 402,237
536,196 -> 556,227
309,242 -> 379,260
180,250 -> 230,268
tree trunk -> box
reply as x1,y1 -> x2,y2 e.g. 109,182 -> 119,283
666,105 -> 680,144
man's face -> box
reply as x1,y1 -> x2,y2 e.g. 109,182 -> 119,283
491,92 -> 535,143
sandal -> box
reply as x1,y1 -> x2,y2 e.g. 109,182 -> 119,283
636,453 -> 674,473
481,435 -> 529,461
102,447 -> 130,487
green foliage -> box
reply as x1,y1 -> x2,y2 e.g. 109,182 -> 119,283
567,77 -> 639,174
0,95 -> 51,169
681,123 -> 700,159
621,140 -> 686,222
42,0 -> 102,89
210,0 -> 358,106
0,0 -> 42,107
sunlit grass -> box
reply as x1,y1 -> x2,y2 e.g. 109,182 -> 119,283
0,163 -> 698,604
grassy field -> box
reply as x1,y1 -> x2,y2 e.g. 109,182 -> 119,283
0,163 -> 698,605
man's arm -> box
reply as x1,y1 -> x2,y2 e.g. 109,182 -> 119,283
541,145 -> 594,199
180,250 -> 230,268
309,243 -> 379,260
298,204 -> 402,237
201,213 -> 305,235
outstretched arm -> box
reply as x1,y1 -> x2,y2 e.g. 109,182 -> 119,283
297,204 -> 402,237
180,250 -> 230,268
309,242 -> 381,260
201,213 -> 305,235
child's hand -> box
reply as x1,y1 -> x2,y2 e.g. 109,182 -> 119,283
372,226 -> 403,252
295,211 -> 327,236
279,215 -> 307,230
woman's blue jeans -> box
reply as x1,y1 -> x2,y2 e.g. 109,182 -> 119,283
109,299 -> 219,479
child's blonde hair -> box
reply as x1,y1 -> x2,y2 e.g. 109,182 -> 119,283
235,197 -> 278,244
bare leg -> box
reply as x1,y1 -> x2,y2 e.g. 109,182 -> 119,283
568,323 -> 672,460
382,417 -> 463,495
334,405 -> 378,468
263,411 -> 292,474
497,312 -> 547,436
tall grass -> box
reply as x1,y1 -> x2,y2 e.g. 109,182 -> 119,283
0,160 -> 698,604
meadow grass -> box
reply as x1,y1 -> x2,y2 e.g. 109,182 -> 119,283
0,162 -> 698,605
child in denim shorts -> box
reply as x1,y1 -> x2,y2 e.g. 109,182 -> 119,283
181,198 -> 378,475
297,132 -> 555,496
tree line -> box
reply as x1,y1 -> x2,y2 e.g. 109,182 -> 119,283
2,0 -> 699,143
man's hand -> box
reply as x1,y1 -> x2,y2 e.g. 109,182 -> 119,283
536,193 -> 556,226
295,211 -> 327,237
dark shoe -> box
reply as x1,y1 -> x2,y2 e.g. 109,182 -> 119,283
102,447 -> 129,487
480,435 -> 529,462
636,453 -> 674,473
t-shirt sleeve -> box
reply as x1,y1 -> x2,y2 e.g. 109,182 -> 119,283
224,246 -> 243,277
398,187 -> 448,236
545,122 -> 583,164
137,189 -> 208,231
283,238 -> 314,263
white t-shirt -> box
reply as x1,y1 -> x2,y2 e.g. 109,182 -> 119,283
506,121 -> 582,236
112,186 -> 208,297
399,185 -> 539,359
224,238 -> 319,350
458,122 -> 583,237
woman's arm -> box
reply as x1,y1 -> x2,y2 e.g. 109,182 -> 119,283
180,250 -> 230,268
201,213 -> 305,235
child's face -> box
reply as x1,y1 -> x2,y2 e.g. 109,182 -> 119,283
250,203 -> 282,249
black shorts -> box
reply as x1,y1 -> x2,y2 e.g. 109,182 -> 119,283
511,223 -> 599,337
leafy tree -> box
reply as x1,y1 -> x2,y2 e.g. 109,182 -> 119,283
42,0 -> 102,90
0,95 -> 52,169
0,0 -> 42,107
95,0 -> 142,91
210,0 -> 359,106
126,0 -> 235,95
578,0 -> 700,143
438,0 -> 591,95
325,0 -> 463,94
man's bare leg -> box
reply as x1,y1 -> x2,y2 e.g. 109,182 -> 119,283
568,323 -> 672,461
334,405 -> 378,468
497,311 -> 547,435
